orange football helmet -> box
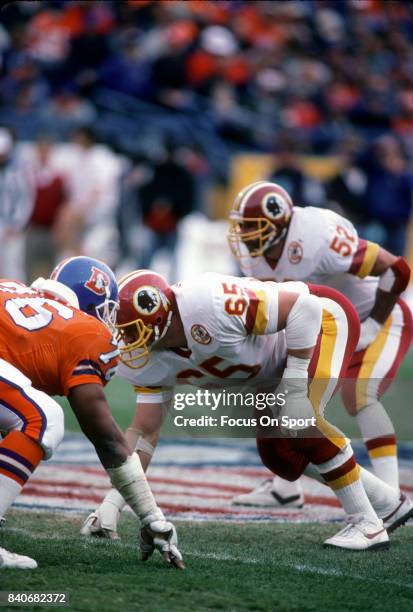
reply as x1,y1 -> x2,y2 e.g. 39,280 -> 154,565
227,181 -> 293,260
116,270 -> 174,368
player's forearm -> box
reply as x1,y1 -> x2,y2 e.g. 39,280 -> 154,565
92,430 -> 130,469
124,426 -> 158,472
279,292 -> 322,379
369,255 -> 410,324
369,289 -> 399,325
70,401 -> 130,467
128,400 -> 166,470
91,427 -> 164,521
107,452 -> 164,522
280,296 -> 322,426
284,293 -> 322,352
354,252 -> 410,350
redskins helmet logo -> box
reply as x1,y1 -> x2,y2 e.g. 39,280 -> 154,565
262,193 -> 286,221
85,266 -> 110,296
134,286 -> 161,315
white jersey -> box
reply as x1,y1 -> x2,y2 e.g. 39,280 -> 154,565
240,207 -> 379,322
117,273 -> 310,403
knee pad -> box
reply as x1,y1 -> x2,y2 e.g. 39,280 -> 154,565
23,387 -> 65,460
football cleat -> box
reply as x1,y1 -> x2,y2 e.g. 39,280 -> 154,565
381,492 -> 413,534
323,517 -> 390,551
232,478 -> 304,508
0,547 -> 37,569
80,511 -> 120,540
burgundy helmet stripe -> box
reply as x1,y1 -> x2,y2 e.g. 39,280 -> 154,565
240,183 -> 293,219
237,181 -> 273,215
118,270 -> 154,291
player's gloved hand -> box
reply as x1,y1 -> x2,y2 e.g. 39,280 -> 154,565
356,317 -> 382,352
140,514 -> 185,569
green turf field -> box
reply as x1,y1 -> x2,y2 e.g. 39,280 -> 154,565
2,511 -> 413,612
2,351 -> 413,611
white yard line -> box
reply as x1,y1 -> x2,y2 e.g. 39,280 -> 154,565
3,527 -> 412,590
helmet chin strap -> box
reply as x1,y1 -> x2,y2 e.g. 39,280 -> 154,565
263,226 -> 287,254
152,310 -> 173,346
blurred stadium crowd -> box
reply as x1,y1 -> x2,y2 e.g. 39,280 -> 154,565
1,0 -> 413,282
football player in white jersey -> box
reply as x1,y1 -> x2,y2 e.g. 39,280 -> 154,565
226,180 -> 412,507
81,269 -> 412,551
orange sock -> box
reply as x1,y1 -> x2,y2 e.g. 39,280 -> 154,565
0,430 -> 43,486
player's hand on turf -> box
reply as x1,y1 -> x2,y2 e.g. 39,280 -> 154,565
140,519 -> 185,569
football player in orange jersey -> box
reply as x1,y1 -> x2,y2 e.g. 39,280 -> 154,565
0,257 -> 183,570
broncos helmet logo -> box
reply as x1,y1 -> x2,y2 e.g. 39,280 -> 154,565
85,267 -> 110,296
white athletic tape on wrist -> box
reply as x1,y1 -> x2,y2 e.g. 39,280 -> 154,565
285,293 -> 322,350
281,357 -> 312,429
136,437 -> 155,457
107,452 -> 164,522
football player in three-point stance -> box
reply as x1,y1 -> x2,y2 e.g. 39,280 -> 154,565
0,257 -> 183,569
227,181 -> 413,508
82,269 -> 412,550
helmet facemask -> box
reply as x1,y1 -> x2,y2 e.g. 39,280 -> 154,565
227,182 -> 293,264
95,286 -> 119,335
116,284 -> 173,369
116,318 -> 154,369
228,213 -> 286,262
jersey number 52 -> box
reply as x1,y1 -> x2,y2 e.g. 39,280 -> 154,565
329,225 -> 355,257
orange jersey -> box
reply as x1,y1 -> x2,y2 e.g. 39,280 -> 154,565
0,280 -> 119,396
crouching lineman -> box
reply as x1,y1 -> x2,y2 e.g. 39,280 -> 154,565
0,257 -> 183,569
82,269 -> 412,550
227,181 -> 413,508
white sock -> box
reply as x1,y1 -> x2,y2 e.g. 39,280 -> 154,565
314,445 -> 379,523
369,456 -> 399,489
0,474 -> 22,517
359,466 -> 400,517
356,402 -> 399,488
331,473 -> 379,523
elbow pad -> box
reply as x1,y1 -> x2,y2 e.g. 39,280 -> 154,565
378,257 -> 410,294
285,293 -> 322,350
